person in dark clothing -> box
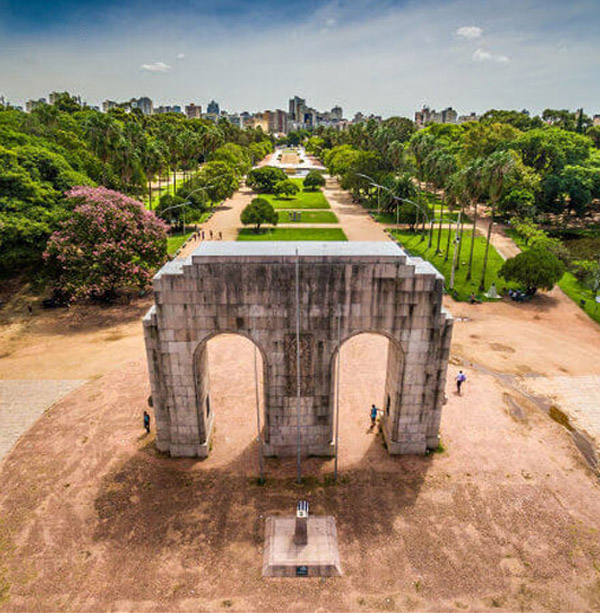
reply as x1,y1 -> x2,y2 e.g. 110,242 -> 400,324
143,411 -> 150,434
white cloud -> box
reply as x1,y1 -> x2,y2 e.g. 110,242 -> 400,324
140,61 -> 171,73
176,53 -> 185,60
456,25 -> 482,39
473,48 -> 509,63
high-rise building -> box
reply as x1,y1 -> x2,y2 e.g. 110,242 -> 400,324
264,109 -> 288,134
415,105 -> 458,126
154,105 -> 183,114
207,100 -> 220,115
288,96 -> 306,122
102,100 -> 118,113
185,103 -> 202,119
330,105 -> 343,121
130,96 -> 153,115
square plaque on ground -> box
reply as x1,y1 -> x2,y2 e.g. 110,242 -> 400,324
263,516 -> 342,577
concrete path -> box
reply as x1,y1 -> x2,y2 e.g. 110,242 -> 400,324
322,178 -> 390,242
177,186 -> 256,257
0,379 -> 86,460
520,375 -> 600,447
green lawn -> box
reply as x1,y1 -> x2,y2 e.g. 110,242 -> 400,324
167,231 -> 194,254
372,212 -> 460,225
391,228 -> 511,302
237,228 -> 347,241
506,228 -> 600,325
277,210 -> 338,224
261,180 -> 331,210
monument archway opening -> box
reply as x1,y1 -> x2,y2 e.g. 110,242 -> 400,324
193,332 -> 266,465
330,332 -> 403,464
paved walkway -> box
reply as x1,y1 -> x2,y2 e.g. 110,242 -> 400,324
0,379 -> 86,460
520,375 -> 600,446
322,178 -> 390,242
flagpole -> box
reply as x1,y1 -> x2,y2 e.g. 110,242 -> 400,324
254,344 -> 265,484
333,306 -> 342,482
295,248 -> 302,484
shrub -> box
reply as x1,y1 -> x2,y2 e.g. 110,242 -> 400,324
499,246 -> 565,294
246,166 -> 287,193
240,197 -> 278,233
273,179 -> 300,199
303,170 -> 326,191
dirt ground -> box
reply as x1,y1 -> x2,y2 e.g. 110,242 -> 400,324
2,180 -> 600,610
2,330 -> 600,611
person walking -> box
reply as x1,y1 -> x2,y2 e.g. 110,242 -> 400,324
370,404 -> 379,427
143,410 -> 150,434
456,370 -> 467,395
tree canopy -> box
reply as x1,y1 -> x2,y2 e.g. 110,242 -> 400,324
44,186 -> 167,299
240,197 -> 278,232
499,247 -> 565,294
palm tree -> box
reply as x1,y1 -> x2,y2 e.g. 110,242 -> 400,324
479,151 -> 516,291
142,137 -> 166,210
425,151 -> 457,253
463,159 -> 485,281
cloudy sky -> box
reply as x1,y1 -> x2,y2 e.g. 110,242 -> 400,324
0,0 -> 598,118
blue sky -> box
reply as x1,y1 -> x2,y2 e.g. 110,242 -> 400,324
0,0 -> 598,118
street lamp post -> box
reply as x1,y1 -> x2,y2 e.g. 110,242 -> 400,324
355,172 -> 382,216
366,180 -> 431,239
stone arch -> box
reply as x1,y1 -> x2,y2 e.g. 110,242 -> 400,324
143,242 -> 453,458
328,330 -> 405,448
192,330 -> 269,451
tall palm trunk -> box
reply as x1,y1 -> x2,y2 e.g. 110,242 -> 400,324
444,209 -> 453,262
479,200 -> 496,291
455,201 -> 466,270
466,200 -> 478,281
436,194 -> 443,252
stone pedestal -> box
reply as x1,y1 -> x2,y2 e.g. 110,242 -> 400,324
263,516 -> 342,577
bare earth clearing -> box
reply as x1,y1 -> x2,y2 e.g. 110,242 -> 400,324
1,178 -> 600,611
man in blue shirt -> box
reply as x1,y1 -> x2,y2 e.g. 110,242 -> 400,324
370,404 -> 379,427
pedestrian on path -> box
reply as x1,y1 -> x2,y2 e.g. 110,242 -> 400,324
370,404 -> 379,427
456,370 -> 467,395
143,411 -> 150,434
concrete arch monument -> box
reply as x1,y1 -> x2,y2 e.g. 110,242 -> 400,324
143,242 -> 453,457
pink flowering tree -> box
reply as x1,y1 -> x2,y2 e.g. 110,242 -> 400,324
44,186 -> 168,300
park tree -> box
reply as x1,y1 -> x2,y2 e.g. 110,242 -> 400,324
480,150 -> 516,291
499,247 -> 565,294
43,186 -> 167,300
303,170 -> 326,191
480,109 -> 543,131
274,179 -> 300,199
246,166 -> 287,193
240,197 -> 278,233
586,125 -> 600,149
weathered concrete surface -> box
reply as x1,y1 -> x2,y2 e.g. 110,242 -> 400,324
143,242 -> 453,457
263,516 -> 342,578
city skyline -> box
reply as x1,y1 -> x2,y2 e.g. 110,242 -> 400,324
0,0 -> 599,118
